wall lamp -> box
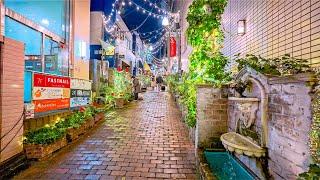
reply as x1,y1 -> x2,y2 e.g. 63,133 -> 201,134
237,20 -> 246,36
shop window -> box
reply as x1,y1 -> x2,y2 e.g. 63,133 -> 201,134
44,37 -> 69,76
5,16 -> 42,72
4,0 -> 67,38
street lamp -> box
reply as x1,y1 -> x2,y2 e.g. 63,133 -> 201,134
162,17 -> 169,26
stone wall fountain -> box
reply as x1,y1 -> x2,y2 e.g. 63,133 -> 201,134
220,67 -> 316,179
221,97 -> 266,157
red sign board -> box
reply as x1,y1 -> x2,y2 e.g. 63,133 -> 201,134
170,37 -> 176,57
34,73 -> 70,88
34,98 -> 70,113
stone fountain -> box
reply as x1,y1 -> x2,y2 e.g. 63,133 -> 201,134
221,69 -> 268,158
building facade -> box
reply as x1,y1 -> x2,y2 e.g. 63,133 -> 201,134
0,0 -> 91,166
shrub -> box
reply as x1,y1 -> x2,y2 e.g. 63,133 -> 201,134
24,126 -> 66,145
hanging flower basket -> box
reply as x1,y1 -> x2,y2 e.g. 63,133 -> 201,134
24,136 -> 67,160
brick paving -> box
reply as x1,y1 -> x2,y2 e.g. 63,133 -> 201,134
14,92 -> 196,180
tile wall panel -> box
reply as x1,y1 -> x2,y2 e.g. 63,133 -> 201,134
222,0 -> 320,68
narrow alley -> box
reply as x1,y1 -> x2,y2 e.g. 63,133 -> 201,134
14,92 -> 196,180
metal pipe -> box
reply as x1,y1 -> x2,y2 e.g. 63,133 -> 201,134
248,77 -> 268,148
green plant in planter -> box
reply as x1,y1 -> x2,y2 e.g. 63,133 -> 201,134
24,126 -> 66,145
56,112 -> 85,129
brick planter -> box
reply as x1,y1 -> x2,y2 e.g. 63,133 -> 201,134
24,136 -> 67,160
94,112 -> 105,123
115,97 -> 124,108
66,126 -> 85,142
86,117 -> 95,129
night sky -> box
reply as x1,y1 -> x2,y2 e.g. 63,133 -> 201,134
91,0 -> 168,60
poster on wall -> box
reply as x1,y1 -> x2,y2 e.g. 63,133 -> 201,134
33,87 -> 70,100
25,103 -> 35,119
34,99 -> 70,113
70,97 -> 91,107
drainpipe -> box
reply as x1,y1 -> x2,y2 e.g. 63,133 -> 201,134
248,77 -> 268,148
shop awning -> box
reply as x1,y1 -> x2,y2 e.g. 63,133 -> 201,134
144,62 -> 151,71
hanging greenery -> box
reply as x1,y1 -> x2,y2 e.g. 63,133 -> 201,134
187,0 -> 230,85
169,0 -> 230,127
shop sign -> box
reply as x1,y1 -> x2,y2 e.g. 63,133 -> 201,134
70,97 -> 90,108
25,103 -> 35,119
103,46 -> 115,56
33,87 -> 70,100
34,99 -> 70,113
71,78 -> 91,90
71,89 -> 91,98
34,73 -> 70,88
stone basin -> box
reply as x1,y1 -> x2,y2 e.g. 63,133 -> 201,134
220,132 -> 266,158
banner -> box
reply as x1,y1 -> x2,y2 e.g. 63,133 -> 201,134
71,78 -> 91,90
33,87 -> 70,100
34,73 -> 70,88
170,37 -> 176,57
70,97 -> 90,108
34,99 -> 70,113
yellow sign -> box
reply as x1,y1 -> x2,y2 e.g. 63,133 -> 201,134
103,46 -> 115,56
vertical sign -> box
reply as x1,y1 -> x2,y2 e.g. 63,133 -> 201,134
170,37 -> 176,57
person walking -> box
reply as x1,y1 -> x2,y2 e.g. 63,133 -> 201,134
132,76 -> 141,100
156,75 -> 163,91
151,76 -> 156,91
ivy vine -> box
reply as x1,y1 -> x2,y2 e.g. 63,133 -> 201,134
169,0 -> 230,127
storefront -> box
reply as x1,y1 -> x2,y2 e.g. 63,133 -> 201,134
2,0 -> 91,127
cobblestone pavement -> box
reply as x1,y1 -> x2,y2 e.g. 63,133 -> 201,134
14,92 -> 196,180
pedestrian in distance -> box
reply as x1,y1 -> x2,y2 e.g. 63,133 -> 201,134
132,76 -> 141,100
156,75 -> 164,91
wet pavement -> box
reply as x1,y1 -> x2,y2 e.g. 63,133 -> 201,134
14,92 -> 196,180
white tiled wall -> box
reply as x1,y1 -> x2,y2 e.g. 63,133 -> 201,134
222,0 -> 320,68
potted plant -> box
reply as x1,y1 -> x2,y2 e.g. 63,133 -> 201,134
24,126 -> 67,160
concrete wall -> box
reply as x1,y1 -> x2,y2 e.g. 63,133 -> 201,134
73,0 -> 91,80
0,37 -> 24,163
267,75 -> 313,179
195,85 -> 228,148
222,0 -> 320,68
90,11 -> 104,45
